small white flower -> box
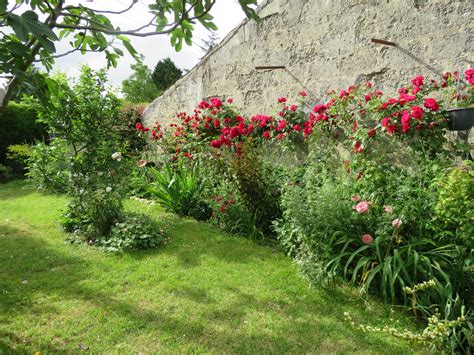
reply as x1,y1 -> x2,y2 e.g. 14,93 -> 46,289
106,187 -> 112,192
111,152 -> 122,161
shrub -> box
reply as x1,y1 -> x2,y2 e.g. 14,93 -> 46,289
5,143 -> 31,176
208,181 -> 266,241
0,102 -> 46,165
0,163 -> 14,183
432,160 -> 474,247
37,67 -> 133,242
97,212 -> 167,252
227,140 -> 281,236
27,138 -> 70,193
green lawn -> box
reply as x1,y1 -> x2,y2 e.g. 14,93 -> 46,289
0,180 -> 424,353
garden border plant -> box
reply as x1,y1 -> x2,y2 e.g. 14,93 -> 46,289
138,68 -> 473,352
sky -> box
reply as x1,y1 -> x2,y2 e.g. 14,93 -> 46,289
50,0 -> 249,88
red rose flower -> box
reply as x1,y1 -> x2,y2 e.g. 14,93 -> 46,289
210,139 -> 221,148
229,126 -> 241,139
262,131 -> 271,139
277,97 -> 287,103
465,69 -> 474,85
313,104 -> 326,113
353,141 -> 363,153
381,117 -> 392,127
401,110 -> 411,133
423,98 -> 439,111
411,75 -> 424,87
198,101 -> 210,109
411,106 -> 423,120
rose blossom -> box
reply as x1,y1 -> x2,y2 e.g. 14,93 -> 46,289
423,98 -> 439,111
353,201 -> 370,213
392,219 -> 403,228
384,205 -> 394,213
351,195 -> 361,202
411,75 -> 424,87
411,106 -> 423,120
361,234 -> 374,244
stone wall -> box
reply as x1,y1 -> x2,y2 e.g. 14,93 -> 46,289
144,0 -> 473,126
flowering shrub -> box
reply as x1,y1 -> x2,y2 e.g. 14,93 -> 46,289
36,66 -> 168,251
138,71 -> 473,351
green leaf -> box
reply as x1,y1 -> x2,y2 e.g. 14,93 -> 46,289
121,39 -> 138,58
113,47 -> 124,56
45,77 -> 59,96
0,0 -> 8,14
7,10 -> 58,47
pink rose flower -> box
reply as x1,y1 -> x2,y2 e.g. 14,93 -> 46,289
384,205 -> 394,213
353,201 -> 370,213
392,219 -> 402,228
361,234 -> 374,244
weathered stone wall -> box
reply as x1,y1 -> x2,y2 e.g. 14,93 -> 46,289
144,0 -> 473,126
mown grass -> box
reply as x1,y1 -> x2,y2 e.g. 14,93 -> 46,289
0,180 -> 424,353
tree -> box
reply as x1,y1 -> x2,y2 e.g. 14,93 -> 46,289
199,30 -> 219,54
152,57 -> 182,92
0,0 -> 259,107
122,61 -> 160,103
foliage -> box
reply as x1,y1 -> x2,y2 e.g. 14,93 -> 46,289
0,163 -> 14,182
432,160 -> 474,246
128,166 -> 154,198
207,180 -> 265,241
37,66 -> 131,242
199,30 -> 220,53
0,101 -> 45,165
95,212 -> 167,252
121,61 -> 161,103
148,162 -> 211,221
0,0 -> 259,106
118,102 -> 149,154
151,57 -> 183,92
27,137 -> 70,193
227,140 -> 281,236
5,143 -> 31,175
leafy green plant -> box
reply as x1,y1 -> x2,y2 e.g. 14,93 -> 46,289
432,160 -> 474,247
37,67 -> 131,243
228,140 -> 281,236
0,163 -> 14,183
96,212 -> 167,252
6,143 -> 31,175
27,138 -> 70,193
148,162 -> 211,221
0,102 -> 45,165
